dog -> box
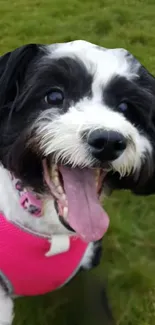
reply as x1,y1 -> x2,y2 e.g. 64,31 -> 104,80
0,40 -> 154,324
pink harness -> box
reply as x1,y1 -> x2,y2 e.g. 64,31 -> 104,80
0,176 -> 89,296
0,214 -> 88,296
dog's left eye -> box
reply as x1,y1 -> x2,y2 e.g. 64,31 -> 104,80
118,102 -> 128,112
45,88 -> 64,105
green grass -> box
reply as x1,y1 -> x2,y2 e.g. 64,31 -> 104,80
1,0 -> 155,324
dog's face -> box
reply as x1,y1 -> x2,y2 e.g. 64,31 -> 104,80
0,40 -> 155,242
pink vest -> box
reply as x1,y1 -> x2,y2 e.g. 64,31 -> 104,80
0,214 -> 88,296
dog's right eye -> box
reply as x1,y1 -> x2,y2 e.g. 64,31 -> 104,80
45,88 -> 64,106
118,102 -> 128,112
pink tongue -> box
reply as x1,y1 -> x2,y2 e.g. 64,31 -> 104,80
59,166 -> 109,242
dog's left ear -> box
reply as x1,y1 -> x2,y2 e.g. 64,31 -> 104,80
137,65 -> 155,96
0,44 -> 40,108
131,65 -> 155,195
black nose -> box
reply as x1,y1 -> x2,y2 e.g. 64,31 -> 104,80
88,130 -> 127,161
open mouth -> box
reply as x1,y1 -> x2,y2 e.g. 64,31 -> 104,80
42,159 -> 109,243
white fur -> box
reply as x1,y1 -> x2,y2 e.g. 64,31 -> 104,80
0,166 -> 95,324
45,234 -> 70,256
47,40 -> 139,82
80,242 -> 99,270
0,287 -> 14,325
0,40 -> 153,323
34,40 -> 152,178
0,241 -> 95,324
36,99 -> 152,177
0,166 -> 68,236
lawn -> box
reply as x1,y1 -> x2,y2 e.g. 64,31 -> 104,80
1,0 -> 155,324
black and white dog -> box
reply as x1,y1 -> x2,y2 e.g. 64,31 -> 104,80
0,40 -> 155,324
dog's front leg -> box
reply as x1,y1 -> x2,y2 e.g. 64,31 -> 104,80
0,286 -> 14,325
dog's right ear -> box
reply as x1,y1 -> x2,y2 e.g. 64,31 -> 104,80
0,51 -> 11,77
0,44 -> 40,108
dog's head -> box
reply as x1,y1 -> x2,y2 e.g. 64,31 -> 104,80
0,40 -> 155,241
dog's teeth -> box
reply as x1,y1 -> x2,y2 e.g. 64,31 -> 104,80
52,164 -> 56,172
61,194 -> 66,201
54,169 -> 58,176
50,167 -> 55,178
63,207 -> 68,219
95,170 -> 100,188
51,164 -> 58,176
54,176 -> 59,186
58,186 -> 63,194
95,169 -> 100,182
95,169 -> 100,177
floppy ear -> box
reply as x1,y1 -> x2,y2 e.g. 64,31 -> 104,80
0,44 -> 40,108
128,66 -> 155,195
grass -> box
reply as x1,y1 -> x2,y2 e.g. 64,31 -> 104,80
1,0 -> 155,323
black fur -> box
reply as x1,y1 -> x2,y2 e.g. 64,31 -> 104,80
0,44 -> 155,196
0,43 -> 155,197
0,45 -> 93,191
2,42 -> 155,325
103,67 -> 155,195
103,74 -> 155,131
91,240 -> 103,267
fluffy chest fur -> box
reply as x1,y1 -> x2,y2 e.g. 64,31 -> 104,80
0,213 -> 89,296
0,165 -> 68,236
0,165 -> 97,298
0,40 -> 155,325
